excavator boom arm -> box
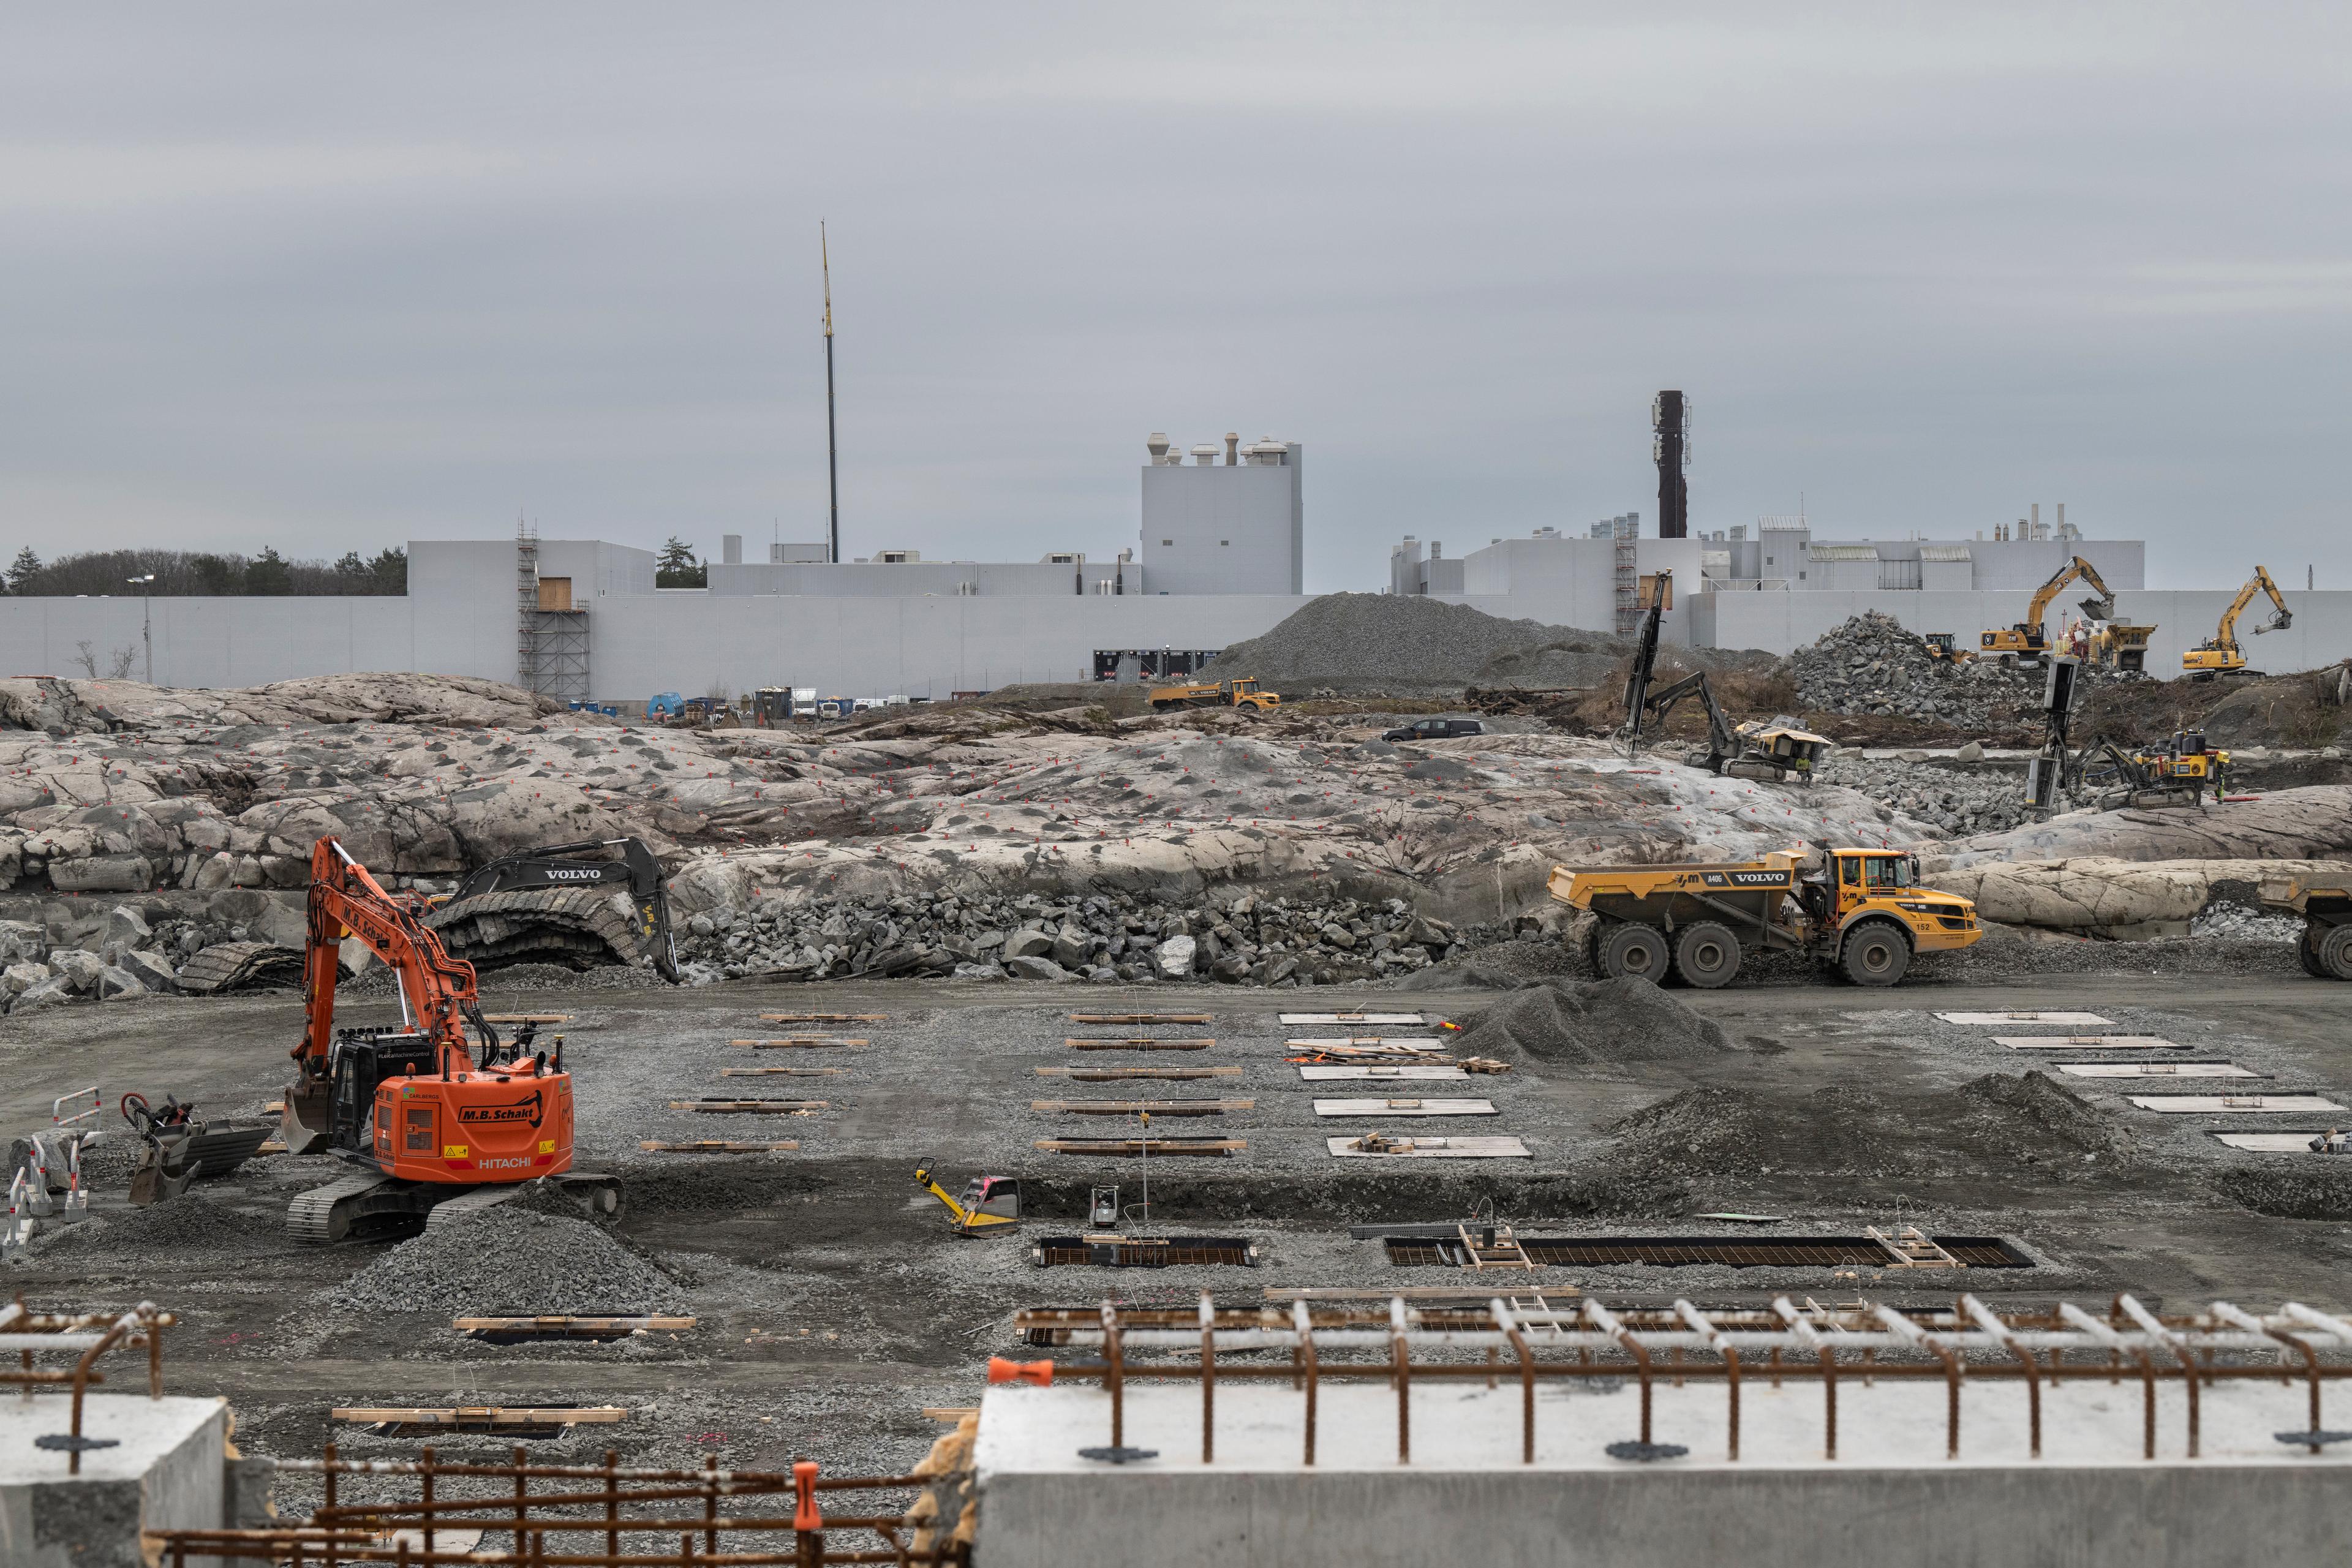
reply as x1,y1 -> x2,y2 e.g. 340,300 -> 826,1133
2026,556 -> 2113,631
297,837 -> 481,1073
2205,566 -> 2291,654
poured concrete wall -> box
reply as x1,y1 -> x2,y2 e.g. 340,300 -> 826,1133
976,1381 -> 2352,1568
0,1394 -> 229,1568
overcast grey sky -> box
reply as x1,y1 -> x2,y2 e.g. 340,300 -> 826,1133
2,3 -> 2347,590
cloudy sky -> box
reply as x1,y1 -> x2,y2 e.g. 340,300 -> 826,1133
2,3 -> 2346,590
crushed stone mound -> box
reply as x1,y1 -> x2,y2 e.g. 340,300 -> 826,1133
1956,1071 -> 2141,1164
32,1191 -> 276,1254
1451,976 -> 1735,1065
1586,1072 -> 2138,1192
2209,1164 -> 2352,1221
327,1204 -> 680,1316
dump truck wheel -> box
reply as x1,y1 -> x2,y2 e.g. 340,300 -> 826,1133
1839,921 -> 1910,987
1600,924 -> 1671,983
1674,923 -> 1741,989
2321,925 -> 2352,982
2301,928 -> 2330,979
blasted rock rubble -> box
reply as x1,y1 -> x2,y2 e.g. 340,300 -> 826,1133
1789,609 -> 2125,727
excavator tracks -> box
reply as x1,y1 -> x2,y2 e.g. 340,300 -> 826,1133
287,1170 -> 401,1245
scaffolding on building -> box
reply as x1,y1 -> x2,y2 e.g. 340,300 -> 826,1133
516,521 -> 590,704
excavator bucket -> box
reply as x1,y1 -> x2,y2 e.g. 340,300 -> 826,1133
282,1074 -> 334,1156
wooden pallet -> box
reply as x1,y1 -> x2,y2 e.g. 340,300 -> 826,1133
718,1066 -> 847,1078
639,1139 -> 801,1153
334,1406 -> 626,1431
762,1013 -> 888,1023
1034,1065 -> 1242,1081
453,1314 -> 696,1339
1071,1013 -> 1212,1025
1326,1134 -> 1529,1159
1033,1138 -> 1245,1157
728,1037 -> 869,1049
1864,1225 -> 1966,1269
668,1099 -> 826,1114
1066,1037 -> 1213,1052
1030,1099 -> 1254,1116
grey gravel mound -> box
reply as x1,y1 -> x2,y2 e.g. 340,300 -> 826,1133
1451,976 -> 1735,1065
1200,594 -> 1628,690
1956,1070 -> 2141,1165
2209,1164 -> 2352,1220
32,1191 -> 272,1253
328,1204 -> 680,1315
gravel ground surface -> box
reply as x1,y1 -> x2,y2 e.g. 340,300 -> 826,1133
6,950 -> 2351,1523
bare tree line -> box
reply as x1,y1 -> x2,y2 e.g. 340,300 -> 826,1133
3,545 -> 407,597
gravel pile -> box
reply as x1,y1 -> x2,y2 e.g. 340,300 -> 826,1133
2188,903 -> 2308,942
1815,752 -> 2032,836
2209,1164 -> 2352,1220
1199,594 -> 1637,691
1789,611 -> 2135,725
677,887 -> 1465,988
328,1205 -> 681,1316
1450,976 -> 1735,1065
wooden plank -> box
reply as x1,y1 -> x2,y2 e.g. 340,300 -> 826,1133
923,1407 -> 981,1423
1034,1065 -> 1243,1080
1030,1099 -> 1254,1116
729,1038 -> 869,1049
2127,1094 -> 2346,1114
1939,1011 -> 2115,1027
1033,1138 -> 1245,1157
1280,1012 -> 1425,1025
2057,1061 -> 2258,1079
1298,1065 -> 1469,1082
453,1315 -> 697,1332
1326,1134 -> 1529,1159
333,1406 -> 627,1425
668,1099 -> 826,1114
639,1139 -> 801,1153
1066,1038 -> 1212,1052
1071,1012 -> 1212,1025
761,1013 -> 888,1023
718,1066 -> 847,1077
1994,1036 -> 2181,1050
481,1013 -> 572,1025
1313,1098 -> 1496,1118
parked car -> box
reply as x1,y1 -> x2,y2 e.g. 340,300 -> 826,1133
1381,717 -> 1484,743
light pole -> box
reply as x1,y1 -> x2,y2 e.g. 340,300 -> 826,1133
127,574 -> 154,683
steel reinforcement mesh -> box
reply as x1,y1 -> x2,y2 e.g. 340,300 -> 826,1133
1384,1234 -> 2032,1269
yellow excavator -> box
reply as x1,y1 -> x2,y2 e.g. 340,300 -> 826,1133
2183,567 -> 2291,679
914,1158 -> 1023,1237
1980,556 -> 2117,668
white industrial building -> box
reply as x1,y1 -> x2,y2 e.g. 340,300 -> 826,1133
0,436 -> 2345,704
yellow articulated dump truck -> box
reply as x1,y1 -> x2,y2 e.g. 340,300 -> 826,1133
1148,676 -> 1281,714
2261,876 -> 2352,981
1549,846 -> 1981,989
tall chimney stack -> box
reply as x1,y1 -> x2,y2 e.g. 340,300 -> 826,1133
1653,391 -> 1689,539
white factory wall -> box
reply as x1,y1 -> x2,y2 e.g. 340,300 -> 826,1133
706,559 -> 1138,597
1139,450 -> 1303,595
582,592 -> 1321,698
0,594 -> 425,688
1697,587 -> 2352,668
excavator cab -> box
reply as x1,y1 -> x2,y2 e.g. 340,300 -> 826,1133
320,1030 -> 437,1156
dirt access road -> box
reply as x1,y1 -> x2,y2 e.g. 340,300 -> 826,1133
4,967 -> 2348,1483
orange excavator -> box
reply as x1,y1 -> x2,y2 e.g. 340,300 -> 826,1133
280,837 -> 619,1242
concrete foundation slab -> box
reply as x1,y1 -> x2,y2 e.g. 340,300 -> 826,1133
0,1393 -> 228,1568
2212,1132 -> 2350,1152
1996,1035 -> 2182,1049
1279,1013 -> 1425,1025
976,1380 -> 2352,1568
1313,1098 -> 1496,1117
2059,1061 -> 2258,1079
2128,1094 -> 2346,1113
1942,1011 -> 2116,1025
